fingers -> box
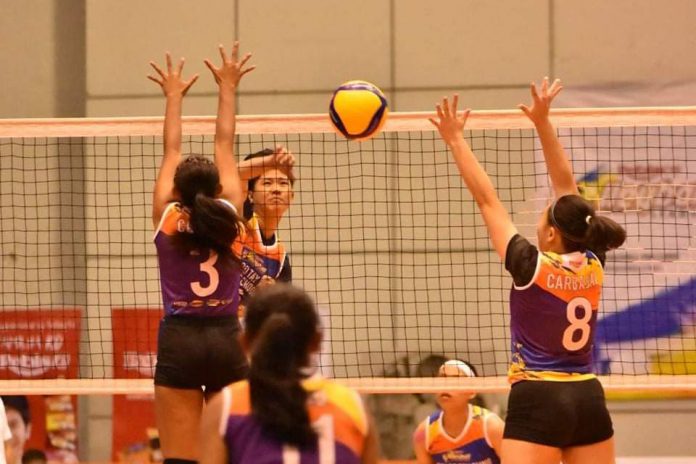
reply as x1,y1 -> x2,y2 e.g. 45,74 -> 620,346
541,76 -> 549,94
452,94 -> 459,114
435,103 -> 444,121
231,41 -> 239,60
146,75 -> 163,86
239,52 -> 253,68
204,59 -> 217,75
548,78 -> 563,100
218,43 -> 227,63
149,61 -> 166,79
530,81 -> 540,102
549,85 -> 563,100
428,117 -> 440,129
442,96 -> 451,118
240,65 -> 257,77
182,74 -> 199,94
460,108 -> 471,124
165,52 -> 172,74
176,57 -> 185,75
518,103 -> 532,118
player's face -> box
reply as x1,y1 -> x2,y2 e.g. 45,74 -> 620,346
436,390 -> 473,411
6,408 -> 30,464
250,169 -> 294,220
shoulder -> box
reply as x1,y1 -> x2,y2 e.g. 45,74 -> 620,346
413,417 -> 428,444
154,202 -> 185,237
504,234 -> 540,288
322,380 -> 369,435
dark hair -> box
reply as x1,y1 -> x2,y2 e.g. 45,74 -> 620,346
1,395 -> 30,425
173,155 -> 242,257
21,449 -> 47,464
243,149 -> 295,220
548,194 -> 626,255
245,284 -> 319,447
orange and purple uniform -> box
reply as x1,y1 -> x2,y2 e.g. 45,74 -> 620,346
220,375 -> 368,464
413,405 -> 500,464
154,201 -> 241,318
505,234 -> 604,382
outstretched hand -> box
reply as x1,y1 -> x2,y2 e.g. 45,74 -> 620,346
429,95 -> 471,147
270,145 -> 296,180
147,53 -> 199,97
204,41 -> 256,89
518,77 -> 562,125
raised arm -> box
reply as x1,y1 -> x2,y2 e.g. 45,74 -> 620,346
204,42 -> 256,213
147,53 -> 199,227
430,95 -> 518,261
237,145 -> 296,197
519,77 -> 578,197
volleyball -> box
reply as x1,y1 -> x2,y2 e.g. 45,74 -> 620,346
329,80 -> 388,140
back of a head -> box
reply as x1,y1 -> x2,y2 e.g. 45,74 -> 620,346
21,449 -> 46,464
173,155 -> 241,256
245,284 -> 320,447
438,359 -> 477,378
549,194 -> 626,255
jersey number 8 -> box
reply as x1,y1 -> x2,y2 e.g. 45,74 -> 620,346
562,296 -> 593,351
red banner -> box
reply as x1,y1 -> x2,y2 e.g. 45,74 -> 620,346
0,309 -> 80,379
112,308 -> 161,462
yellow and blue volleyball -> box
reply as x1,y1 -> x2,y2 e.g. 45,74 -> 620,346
329,80 -> 388,141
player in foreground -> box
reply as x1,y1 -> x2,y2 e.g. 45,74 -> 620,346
199,284 -> 380,464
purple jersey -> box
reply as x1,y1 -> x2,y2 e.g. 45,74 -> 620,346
221,376 -> 368,464
154,202 -> 241,317
505,235 -> 604,382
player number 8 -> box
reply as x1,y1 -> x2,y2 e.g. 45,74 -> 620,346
562,296 -> 593,351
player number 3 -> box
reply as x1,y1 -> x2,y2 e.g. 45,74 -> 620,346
190,251 -> 220,297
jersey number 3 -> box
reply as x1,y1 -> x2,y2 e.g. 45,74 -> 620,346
562,296 -> 593,351
190,251 -> 219,297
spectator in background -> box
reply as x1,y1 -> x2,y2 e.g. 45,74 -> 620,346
0,398 -> 13,464
0,397 -> 31,464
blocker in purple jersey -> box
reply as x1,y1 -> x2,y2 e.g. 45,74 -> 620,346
154,201 -> 241,318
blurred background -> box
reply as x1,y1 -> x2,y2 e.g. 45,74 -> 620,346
3,0 -> 696,120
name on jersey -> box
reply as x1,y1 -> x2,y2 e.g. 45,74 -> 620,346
239,261 -> 263,296
438,450 -> 495,463
546,272 -> 598,291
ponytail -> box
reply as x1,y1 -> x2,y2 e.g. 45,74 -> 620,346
173,155 -> 242,257
549,194 -> 626,255
188,192 -> 241,257
584,214 -> 626,255
248,312 -> 316,447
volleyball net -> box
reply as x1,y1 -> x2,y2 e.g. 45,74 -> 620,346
1,109 -> 696,394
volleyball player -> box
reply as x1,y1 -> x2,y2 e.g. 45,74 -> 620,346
233,146 -> 296,319
413,360 -> 504,464
429,78 -> 626,464
199,284 -> 380,464
147,42 -> 255,464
